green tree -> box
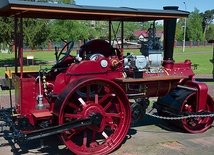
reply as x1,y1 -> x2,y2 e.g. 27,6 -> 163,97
49,20 -> 97,41
124,22 -> 140,40
205,24 -> 214,41
0,17 -> 14,45
94,21 -> 108,40
56,0 -> 75,4
22,0 -> 48,2
186,8 -> 204,41
37,0 -> 49,2
23,18 -> 51,50
21,0 -> 76,4
175,18 -> 185,41
200,9 -> 214,36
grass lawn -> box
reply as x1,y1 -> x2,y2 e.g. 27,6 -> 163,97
126,46 -> 214,75
174,52 -> 213,74
174,46 -> 213,53
0,47 -> 213,95
0,46 -> 213,76
174,47 -> 213,75
0,51 -> 57,76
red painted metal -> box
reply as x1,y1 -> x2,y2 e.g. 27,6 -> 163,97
185,81 -> 208,111
13,73 -> 50,125
53,77 -> 131,155
180,93 -> 214,133
12,38 -> 213,132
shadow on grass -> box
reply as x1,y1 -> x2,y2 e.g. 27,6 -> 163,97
0,57 -> 54,68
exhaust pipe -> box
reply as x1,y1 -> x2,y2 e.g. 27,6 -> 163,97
163,6 -> 179,61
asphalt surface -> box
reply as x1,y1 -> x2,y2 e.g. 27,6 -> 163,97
0,74 -> 214,155
0,112 -> 214,155
111,115 -> 214,155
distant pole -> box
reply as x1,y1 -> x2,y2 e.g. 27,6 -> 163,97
182,1 -> 187,52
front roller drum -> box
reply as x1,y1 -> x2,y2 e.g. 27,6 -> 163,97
179,93 -> 214,133
157,88 -> 214,133
54,77 -> 131,155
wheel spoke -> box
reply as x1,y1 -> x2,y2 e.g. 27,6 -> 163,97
102,131 -> 109,139
104,86 -> 110,93
98,94 -> 116,106
68,103 -> 80,111
105,112 -> 121,118
64,113 -> 83,119
78,97 -> 87,107
95,94 -> 98,104
104,101 -> 113,111
67,127 -> 86,140
91,130 -> 97,142
98,94 -> 111,104
83,129 -> 87,147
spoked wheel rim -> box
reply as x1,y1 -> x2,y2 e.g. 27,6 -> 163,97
181,93 -> 214,133
55,77 -> 131,155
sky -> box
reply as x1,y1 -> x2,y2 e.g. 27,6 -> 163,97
75,0 -> 213,13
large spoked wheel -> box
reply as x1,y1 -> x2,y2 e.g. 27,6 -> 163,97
54,77 -> 131,155
180,93 -> 214,133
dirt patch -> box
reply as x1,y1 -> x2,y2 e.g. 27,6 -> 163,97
160,141 -> 185,151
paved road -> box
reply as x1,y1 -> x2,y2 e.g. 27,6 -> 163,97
111,115 -> 214,155
0,111 -> 214,155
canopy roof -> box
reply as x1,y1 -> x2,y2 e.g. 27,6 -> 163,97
0,0 -> 189,21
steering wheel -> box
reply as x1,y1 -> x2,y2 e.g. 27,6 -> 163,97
52,40 -> 74,69
56,40 -> 74,63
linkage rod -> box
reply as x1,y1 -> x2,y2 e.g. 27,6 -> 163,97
20,118 -> 92,141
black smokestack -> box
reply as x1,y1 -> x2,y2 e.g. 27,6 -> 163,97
163,6 -> 178,60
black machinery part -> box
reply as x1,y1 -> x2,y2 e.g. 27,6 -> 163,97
154,87 -> 195,114
131,98 -> 149,124
0,109 -> 102,142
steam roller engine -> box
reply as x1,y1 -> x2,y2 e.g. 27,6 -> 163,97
0,5 -> 214,155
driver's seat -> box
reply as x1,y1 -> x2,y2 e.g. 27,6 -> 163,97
78,39 -> 116,59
